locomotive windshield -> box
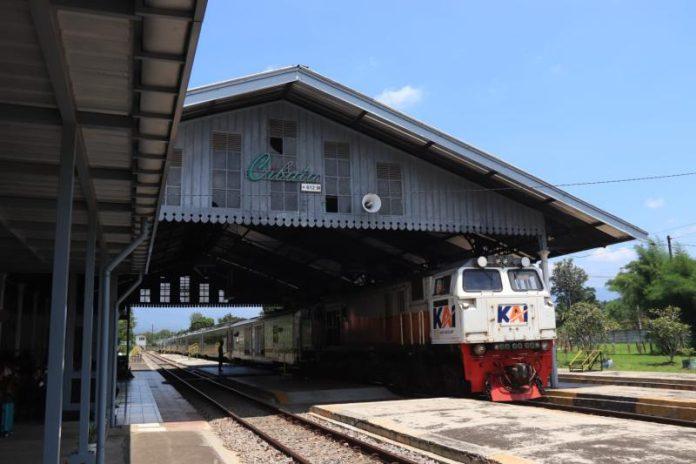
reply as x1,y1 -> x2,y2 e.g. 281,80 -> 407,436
462,269 -> 502,291
508,269 -> 543,291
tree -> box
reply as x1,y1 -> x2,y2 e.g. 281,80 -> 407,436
189,312 -> 214,331
608,241 -> 696,345
551,259 -> 597,322
118,312 -> 136,352
558,302 -> 611,350
217,313 -> 244,325
647,306 -> 691,362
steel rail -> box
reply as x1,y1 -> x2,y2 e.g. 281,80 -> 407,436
147,351 -> 423,464
518,399 -> 696,428
145,353 -> 312,463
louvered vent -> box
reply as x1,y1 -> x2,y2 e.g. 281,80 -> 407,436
269,119 -> 297,138
211,132 -> 241,152
170,149 -> 183,167
376,163 -> 401,180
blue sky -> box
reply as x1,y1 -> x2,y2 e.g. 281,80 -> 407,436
135,0 -> 696,332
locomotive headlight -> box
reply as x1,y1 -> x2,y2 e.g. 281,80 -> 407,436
520,257 -> 531,267
472,344 -> 487,356
540,341 -> 550,351
476,256 -> 488,268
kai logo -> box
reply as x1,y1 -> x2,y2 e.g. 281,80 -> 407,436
497,304 -> 528,324
433,304 -> 456,329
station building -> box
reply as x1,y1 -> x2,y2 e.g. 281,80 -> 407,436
0,1 -> 646,463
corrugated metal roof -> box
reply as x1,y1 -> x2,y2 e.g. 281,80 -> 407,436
0,0 -> 207,273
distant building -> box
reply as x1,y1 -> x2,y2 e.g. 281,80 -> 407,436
135,335 -> 147,348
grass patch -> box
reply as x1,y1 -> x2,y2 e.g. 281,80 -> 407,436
557,343 -> 696,373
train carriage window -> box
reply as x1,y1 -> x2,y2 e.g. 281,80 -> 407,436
433,275 -> 452,296
508,269 -> 544,291
462,269 -> 503,292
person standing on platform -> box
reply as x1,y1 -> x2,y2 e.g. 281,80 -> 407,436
217,340 -> 224,375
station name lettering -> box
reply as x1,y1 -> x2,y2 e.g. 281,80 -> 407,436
246,153 -> 321,183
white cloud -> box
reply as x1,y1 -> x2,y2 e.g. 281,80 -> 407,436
644,197 -> 665,209
586,247 -> 636,264
375,85 -> 423,110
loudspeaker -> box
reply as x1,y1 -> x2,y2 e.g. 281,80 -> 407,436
361,193 -> 382,213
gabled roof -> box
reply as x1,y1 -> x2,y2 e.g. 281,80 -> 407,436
180,65 -> 647,255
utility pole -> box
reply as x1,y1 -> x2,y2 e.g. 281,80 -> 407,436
667,235 -> 673,260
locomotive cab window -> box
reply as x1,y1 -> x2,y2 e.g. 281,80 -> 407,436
508,269 -> 543,291
433,275 -> 452,296
461,269 -> 502,292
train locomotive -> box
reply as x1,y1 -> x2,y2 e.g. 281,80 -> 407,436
160,256 -> 555,401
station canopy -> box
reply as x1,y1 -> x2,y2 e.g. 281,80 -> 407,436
137,66 -> 647,307
0,0 -> 204,273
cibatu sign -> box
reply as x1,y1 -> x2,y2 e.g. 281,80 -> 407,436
246,153 -> 320,183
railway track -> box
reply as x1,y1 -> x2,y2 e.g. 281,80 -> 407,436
145,351 -> 436,464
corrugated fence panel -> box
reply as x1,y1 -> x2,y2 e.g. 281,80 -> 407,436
166,101 -> 544,236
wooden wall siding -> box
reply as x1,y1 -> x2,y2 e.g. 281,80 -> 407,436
162,101 -> 545,236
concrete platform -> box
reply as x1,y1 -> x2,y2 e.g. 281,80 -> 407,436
558,368 -> 696,390
548,383 -> 696,421
0,359 -> 238,463
158,352 -> 399,407
311,397 -> 696,464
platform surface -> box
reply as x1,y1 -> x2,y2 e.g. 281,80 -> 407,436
312,397 -> 696,464
554,383 -> 696,401
159,352 -> 399,406
558,368 -> 696,382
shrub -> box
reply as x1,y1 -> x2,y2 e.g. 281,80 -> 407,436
559,302 -> 610,350
647,306 -> 691,362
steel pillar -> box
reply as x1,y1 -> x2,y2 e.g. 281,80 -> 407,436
110,275 -> 142,426
70,212 -> 97,463
42,124 -> 77,464
108,302 -> 118,427
0,273 -> 7,347
14,283 -> 25,353
96,221 -> 150,464
538,238 -> 557,389
31,291 -> 39,347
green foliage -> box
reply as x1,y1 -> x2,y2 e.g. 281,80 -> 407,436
140,329 -> 174,346
189,311 -> 215,331
607,240 -> 696,344
558,302 -> 610,350
647,306 -> 691,362
217,313 -> 245,325
551,259 -> 597,322
118,312 -> 136,349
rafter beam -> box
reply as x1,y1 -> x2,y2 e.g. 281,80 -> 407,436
30,0 -> 108,253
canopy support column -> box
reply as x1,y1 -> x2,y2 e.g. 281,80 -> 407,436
538,234 -> 557,389
42,124 -> 77,464
96,221 -> 150,464
68,212 -> 97,464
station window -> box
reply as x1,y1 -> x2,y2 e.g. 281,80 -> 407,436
376,163 -> 403,215
179,276 -> 190,303
139,288 -> 151,303
268,119 -> 298,211
199,283 -> 210,303
165,149 -> 183,206
160,282 -> 171,303
211,132 -> 242,208
218,289 -> 228,303
324,141 -> 351,213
